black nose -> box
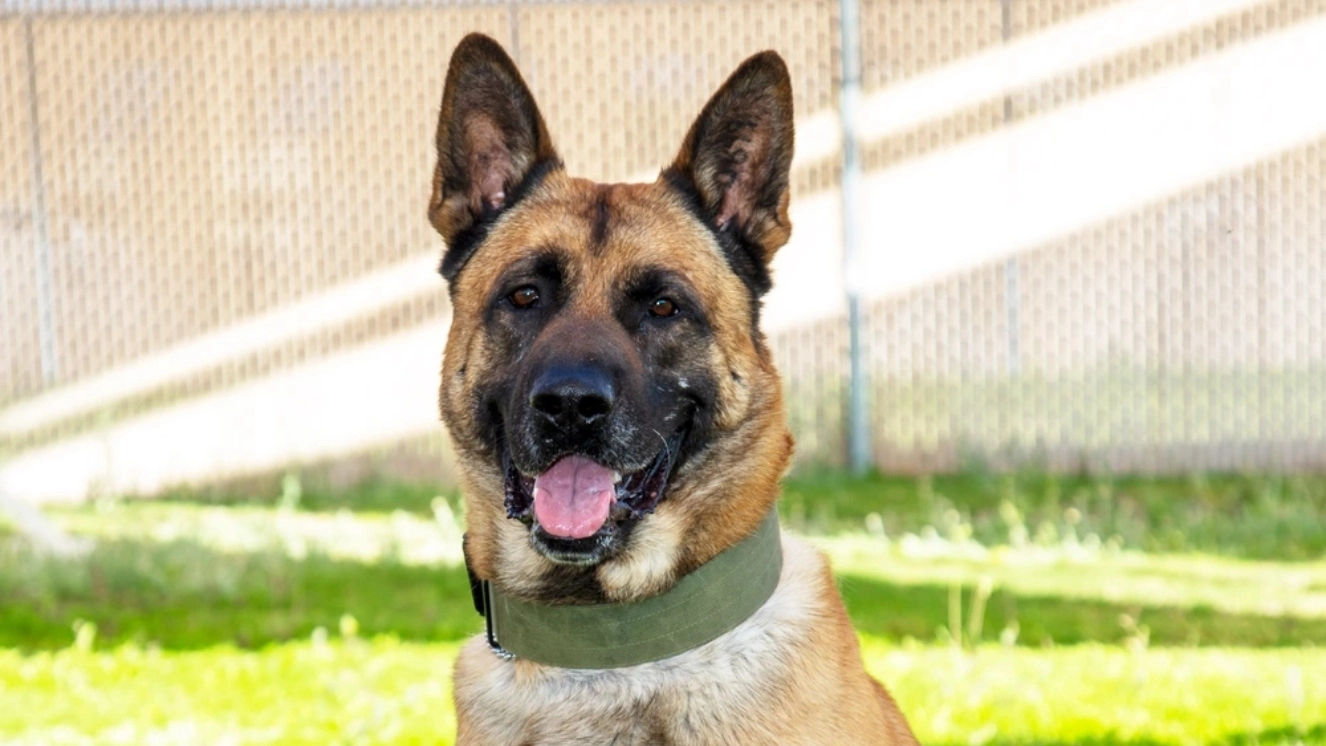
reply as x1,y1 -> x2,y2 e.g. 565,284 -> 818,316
529,364 -> 616,429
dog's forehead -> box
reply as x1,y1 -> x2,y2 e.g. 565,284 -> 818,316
452,172 -> 745,312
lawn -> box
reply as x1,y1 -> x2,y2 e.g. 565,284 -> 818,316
1,472 -> 1324,744
1,640 -> 1321,746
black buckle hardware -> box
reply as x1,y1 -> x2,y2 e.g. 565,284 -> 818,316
463,534 -> 486,616
481,581 -> 512,658
462,533 -> 513,660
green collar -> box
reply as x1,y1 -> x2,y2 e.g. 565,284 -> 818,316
467,510 -> 782,669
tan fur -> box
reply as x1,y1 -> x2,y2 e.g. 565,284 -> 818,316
441,173 -> 789,589
432,33 -> 916,744
595,507 -> 686,601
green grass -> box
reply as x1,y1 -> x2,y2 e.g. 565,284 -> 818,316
824,535 -> 1326,620
783,470 -> 1326,560
0,502 -> 475,651
0,639 -> 459,745
4,500 -> 1325,652
3,470 -> 1325,743
868,642 -> 1326,745
0,639 -> 1320,745
7,536 -> 1325,653
150,476 -> 450,515
838,571 -> 1326,648
0,540 -> 478,651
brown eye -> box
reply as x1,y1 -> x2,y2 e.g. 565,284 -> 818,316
509,286 -> 539,309
650,297 -> 678,318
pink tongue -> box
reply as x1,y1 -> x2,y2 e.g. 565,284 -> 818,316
532,455 -> 617,539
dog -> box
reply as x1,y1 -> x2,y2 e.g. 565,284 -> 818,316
429,32 -> 918,745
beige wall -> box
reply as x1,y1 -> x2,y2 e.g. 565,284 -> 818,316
6,9 -> 509,391
3,0 -> 1325,489
1,19 -> 42,402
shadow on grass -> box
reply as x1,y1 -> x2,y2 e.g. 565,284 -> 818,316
4,536 -> 1324,653
837,572 -> 1326,648
0,538 -> 479,652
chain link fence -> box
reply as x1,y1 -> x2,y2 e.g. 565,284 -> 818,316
2,0 -> 1324,502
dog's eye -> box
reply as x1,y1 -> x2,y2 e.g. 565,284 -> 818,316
649,297 -> 678,318
509,286 -> 540,309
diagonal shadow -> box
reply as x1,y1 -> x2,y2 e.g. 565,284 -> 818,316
4,535 -> 1325,652
837,572 -> 1326,648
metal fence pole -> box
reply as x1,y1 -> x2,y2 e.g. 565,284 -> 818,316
1001,0 -> 1022,379
24,17 -> 58,385
839,0 -> 871,474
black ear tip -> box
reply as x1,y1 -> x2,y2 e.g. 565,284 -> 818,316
729,51 -> 794,112
748,50 -> 788,69
739,50 -> 791,84
455,32 -> 504,51
451,32 -> 515,66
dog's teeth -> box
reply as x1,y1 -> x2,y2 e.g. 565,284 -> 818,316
612,471 -> 622,484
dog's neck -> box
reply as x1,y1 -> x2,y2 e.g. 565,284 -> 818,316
463,509 -> 783,668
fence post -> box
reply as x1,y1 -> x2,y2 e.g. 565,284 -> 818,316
840,0 -> 871,474
25,17 -> 58,385
1002,0 -> 1022,380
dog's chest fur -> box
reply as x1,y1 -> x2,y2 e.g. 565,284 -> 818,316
453,538 -> 879,745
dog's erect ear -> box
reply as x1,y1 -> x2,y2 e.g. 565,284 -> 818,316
665,51 -> 794,292
430,33 -> 559,281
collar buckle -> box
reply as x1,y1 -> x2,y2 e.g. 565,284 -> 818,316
463,534 -> 515,660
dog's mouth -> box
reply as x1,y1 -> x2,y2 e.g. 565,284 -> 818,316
503,430 -> 686,564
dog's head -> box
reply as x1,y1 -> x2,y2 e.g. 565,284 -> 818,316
431,34 -> 794,603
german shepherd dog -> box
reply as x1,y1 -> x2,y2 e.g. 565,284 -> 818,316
430,33 -> 917,745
